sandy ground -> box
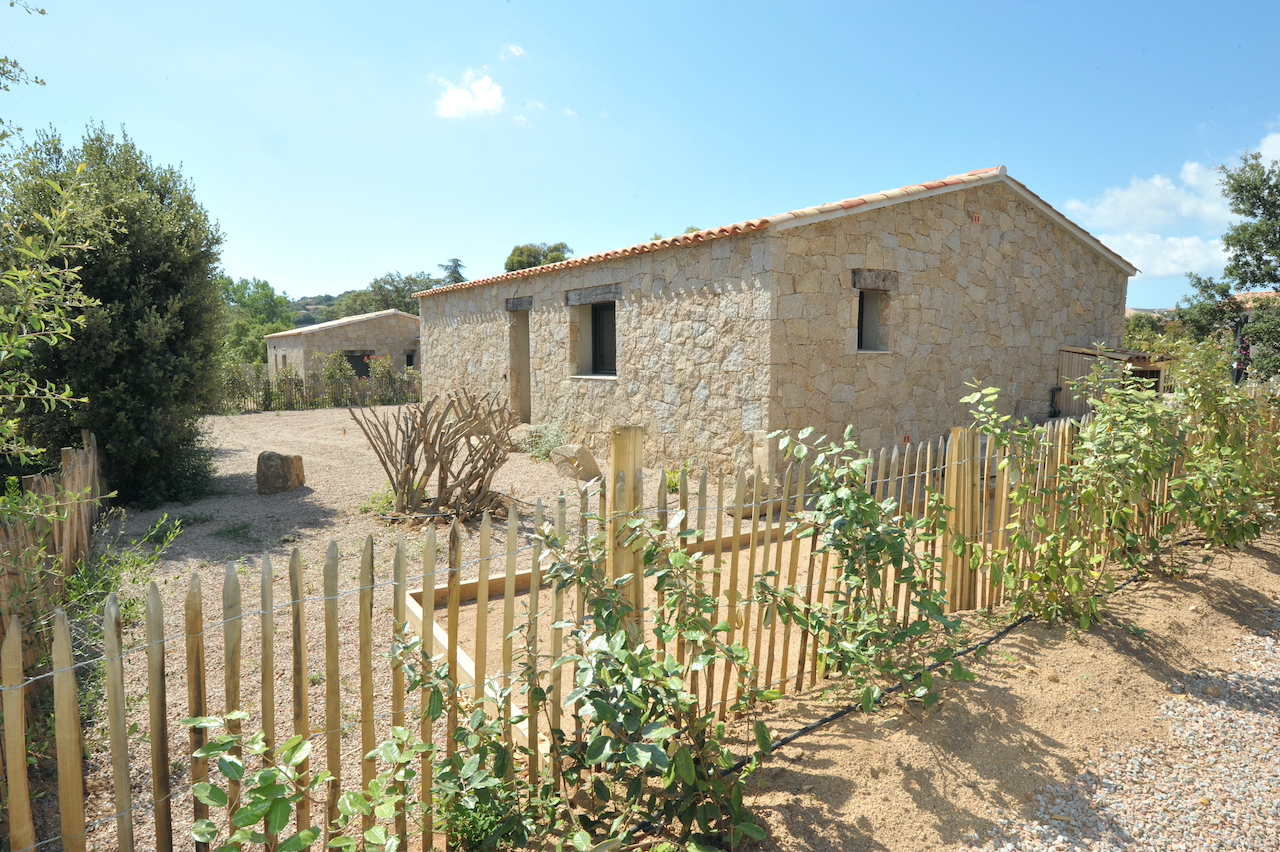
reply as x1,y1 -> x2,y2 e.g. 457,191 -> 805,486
739,542 -> 1280,852
33,407 -> 1280,851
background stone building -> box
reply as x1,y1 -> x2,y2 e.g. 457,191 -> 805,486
415,167 -> 1135,471
265,309 -> 420,378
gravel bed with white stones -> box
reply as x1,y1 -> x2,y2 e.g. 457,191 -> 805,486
960,608 -> 1280,851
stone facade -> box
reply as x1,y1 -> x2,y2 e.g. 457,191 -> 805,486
265,310 -> 420,378
417,169 -> 1131,472
768,180 -> 1127,451
419,238 -> 773,471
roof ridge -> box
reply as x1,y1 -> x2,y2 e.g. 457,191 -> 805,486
265,308 -> 419,338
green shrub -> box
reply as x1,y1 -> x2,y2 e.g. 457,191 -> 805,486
770,427 -> 972,710
966,360 -> 1182,626
1167,341 -> 1280,548
520,422 -> 564,460
7,126 -> 224,507
321,351 -> 357,407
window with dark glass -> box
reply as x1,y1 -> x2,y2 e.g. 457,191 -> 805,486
591,301 -> 616,375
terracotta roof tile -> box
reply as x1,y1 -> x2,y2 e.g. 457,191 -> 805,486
416,166 -> 1134,297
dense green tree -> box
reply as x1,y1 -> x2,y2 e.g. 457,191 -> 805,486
438,258 -> 467,284
1221,151 -> 1280,290
1245,296 -> 1280,380
219,276 -> 292,362
1172,274 -> 1242,342
504,241 -> 572,272
6,126 -> 224,505
332,271 -> 434,317
221,276 -> 291,325
1123,311 -> 1166,350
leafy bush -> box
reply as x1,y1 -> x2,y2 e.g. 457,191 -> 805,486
365,515 -> 774,851
966,362 -> 1183,626
183,712 -> 327,852
321,350 -> 358,407
1167,341 -> 1280,548
519,422 -> 564,460
665,461 -> 691,495
6,126 -> 223,507
769,428 -> 972,710
536,517 -> 773,850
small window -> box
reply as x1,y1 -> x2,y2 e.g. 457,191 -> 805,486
856,289 -> 887,352
343,350 -> 374,377
591,302 -> 616,375
405,350 -> 416,368
574,301 -> 617,376
281,353 -> 288,369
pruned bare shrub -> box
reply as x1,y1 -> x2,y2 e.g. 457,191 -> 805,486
349,389 -> 517,519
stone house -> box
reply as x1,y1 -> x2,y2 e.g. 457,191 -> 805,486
265,309 -> 420,379
414,167 -> 1135,471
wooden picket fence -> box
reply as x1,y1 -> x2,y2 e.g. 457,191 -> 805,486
0,431 -> 105,670
0,418 -> 1176,852
217,365 -> 422,414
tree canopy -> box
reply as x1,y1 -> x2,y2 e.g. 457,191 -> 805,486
504,242 -> 572,272
220,276 -> 292,362
1221,151 -> 1280,290
331,271 -> 435,317
6,126 -> 224,505
1166,148 -> 1280,379
1123,311 -> 1166,350
438,258 -> 467,284
1172,274 -> 1243,341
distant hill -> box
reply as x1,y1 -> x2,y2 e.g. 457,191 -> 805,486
288,292 -> 360,326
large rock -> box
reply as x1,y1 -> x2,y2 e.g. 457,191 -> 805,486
256,452 -> 306,495
549,444 -> 601,481
509,423 -> 535,450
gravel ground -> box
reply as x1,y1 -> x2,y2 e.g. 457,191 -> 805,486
958,607 -> 1280,852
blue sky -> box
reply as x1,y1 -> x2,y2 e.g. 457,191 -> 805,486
5,1 -> 1280,308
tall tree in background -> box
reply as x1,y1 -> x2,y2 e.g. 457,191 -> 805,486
6,126 -> 224,505
220,276 -> 292,362
438,257 -> 466,284
331,271 -> 434,317
504,241 -> 572,272
1170,148 -> 1280,378
1172,274 -> 1242,341
1221,151 -> 1280,291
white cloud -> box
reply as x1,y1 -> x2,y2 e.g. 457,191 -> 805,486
1062,131 -> 1280,280
1064,165 -> 1230,233
1260,132 -> 1280,164
502,44 -> 526,59
564,108 -> 577,119
513,115 -> 527,126
527,101 -> 545,111
1093,233 -> 1227,278
434,71 -> 504,118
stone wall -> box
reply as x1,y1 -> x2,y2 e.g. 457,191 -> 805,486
419,180 -> 1130,475
767,181 -> 1128,451
266,311 -> 420,378
419,236 -> 774,471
